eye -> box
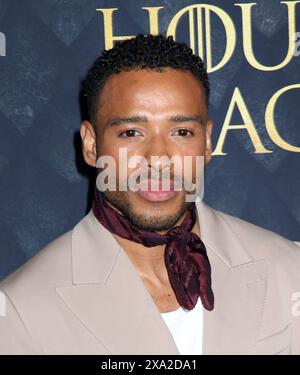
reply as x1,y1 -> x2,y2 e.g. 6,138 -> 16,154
119,129 -> 143,138
172,129 -> 194,137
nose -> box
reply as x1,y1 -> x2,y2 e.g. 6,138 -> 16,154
143,133 -> 173,173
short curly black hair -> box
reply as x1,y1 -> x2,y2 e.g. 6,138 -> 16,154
82,33 -> 209,123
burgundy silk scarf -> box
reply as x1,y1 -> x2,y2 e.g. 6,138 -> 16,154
92,190 -> 214,311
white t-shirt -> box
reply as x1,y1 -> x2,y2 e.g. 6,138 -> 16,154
161,297 -> 203,355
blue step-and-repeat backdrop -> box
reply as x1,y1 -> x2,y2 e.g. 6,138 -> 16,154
0,0 -> 299,279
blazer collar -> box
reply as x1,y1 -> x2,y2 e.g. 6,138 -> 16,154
195,200 -> 254,268
71,210 -> 120,285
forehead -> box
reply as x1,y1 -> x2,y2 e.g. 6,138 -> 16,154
97,68 -> 207,120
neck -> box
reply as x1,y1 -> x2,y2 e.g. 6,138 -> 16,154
113,213 -> 201,283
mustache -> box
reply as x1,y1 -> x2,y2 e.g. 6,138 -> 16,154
129,168 -> 184,183
126,168 -> 198,191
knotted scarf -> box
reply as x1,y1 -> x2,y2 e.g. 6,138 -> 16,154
92,190 -> 214,311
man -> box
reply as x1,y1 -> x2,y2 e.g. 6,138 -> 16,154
0,34 -> 299,355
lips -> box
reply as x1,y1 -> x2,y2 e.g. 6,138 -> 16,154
136,179 -> 178,202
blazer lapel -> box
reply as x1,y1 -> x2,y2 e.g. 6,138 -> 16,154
196,201 -> 291,354
56,211 -> 179,355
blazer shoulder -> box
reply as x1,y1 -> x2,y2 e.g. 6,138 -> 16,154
0,227 -> 73,294
214,208 -> 300,278
0,228 -> 75,354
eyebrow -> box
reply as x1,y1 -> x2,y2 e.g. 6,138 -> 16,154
106,114 -> 204,127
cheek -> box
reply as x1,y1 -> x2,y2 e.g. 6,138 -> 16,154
175,140 -> 206,185
97,148 -> 146,188
172,128 -> 207,154
98,131 -> 140,154
96,133 -> 125,160
174,138 -> 206,157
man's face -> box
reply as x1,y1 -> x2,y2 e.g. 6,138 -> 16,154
81,67 -> 213,232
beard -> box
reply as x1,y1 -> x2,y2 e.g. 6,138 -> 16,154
102,190 -> 192,233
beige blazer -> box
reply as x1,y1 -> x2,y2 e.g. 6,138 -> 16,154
0,201 -> 299,355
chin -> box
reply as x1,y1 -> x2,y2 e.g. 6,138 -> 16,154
126,193 -> 189,231
103,190 -> 190,231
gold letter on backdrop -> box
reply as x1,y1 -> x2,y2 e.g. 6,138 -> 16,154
96,7 -> 163,50
96,8 -> 134,50
167,4 -> 236,73
236,1 -> 300,71
142,7 -> 164,35
265,84 -> 300,151
213,88 -> 272,155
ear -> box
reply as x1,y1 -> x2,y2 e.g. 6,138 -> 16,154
204,119 -> 213,165
80,120 -> 97,168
